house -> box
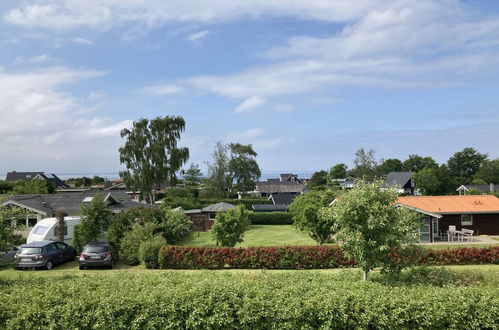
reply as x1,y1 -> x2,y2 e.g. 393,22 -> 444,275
255,173 -> 308,198
1,191 -> 154,227
184,202 -> 236,231
383,172 -> 417,195
252,192 -> 295,212
456,183 -> 499,195
396,195 -> 499,242
331,177 -> 356,190
6,171 -> 68,189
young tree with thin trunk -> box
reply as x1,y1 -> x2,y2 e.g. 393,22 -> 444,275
119,116 -> 189,204
321,181 -> 419,281
55,210 -> 68,242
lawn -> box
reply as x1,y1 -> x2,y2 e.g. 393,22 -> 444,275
181,224 -> 316,247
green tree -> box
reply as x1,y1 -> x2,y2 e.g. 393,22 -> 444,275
308,170 -> 328,190
0,196 -> 27,251
121,222 -> 159,265
211,205 -> 249,247
206,141 -> 231,198
91,176 -> 105,185
323,181 -> 419,281
228,143 -> 261,194
413,167 -> 441,195
73,195 -> 112,253
328,164 -> 348,180
403,155 -> 438,172
474,159 -> 499,184
351,148 -> 377,180
0,181 -> 15,194
159,209 -> 193,244
182,163 -> 202,186
119,116 -> 189,204
289,190 -> 337,245
13,180 -> 55,194
376,158 -> 404,176
447,147 -> 487,184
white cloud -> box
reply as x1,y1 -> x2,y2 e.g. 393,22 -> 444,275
142,83 -> 185,95
187,30 -> 210,44
73,37 -> 93,45
0,67 -> 133,173
4,1 -> 404,31
15,54 -> 53,63
234,96 -> 266,113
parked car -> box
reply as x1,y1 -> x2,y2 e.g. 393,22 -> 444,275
0,246 -> 19,266
15,241 -> 77,270
79,241 -> 119,270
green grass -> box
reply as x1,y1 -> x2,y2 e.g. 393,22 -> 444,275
422,243 -> 499,250
181,225 -> 316,247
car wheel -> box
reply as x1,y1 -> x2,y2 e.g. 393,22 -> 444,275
45,260 -> 53,270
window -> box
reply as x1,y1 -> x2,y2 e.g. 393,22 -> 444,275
461,214 -> 473,226
55,243 -> 67,250
33,225 -> 49,235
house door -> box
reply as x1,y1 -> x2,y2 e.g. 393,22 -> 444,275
419,216 -> 431,242
431,218 -> 439,242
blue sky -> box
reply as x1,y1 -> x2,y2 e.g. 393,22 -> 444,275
1,0 -> 499,177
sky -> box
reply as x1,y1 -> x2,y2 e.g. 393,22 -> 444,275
1,0 -> 499,177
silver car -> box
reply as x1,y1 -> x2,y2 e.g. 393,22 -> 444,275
0,246 -> 18,266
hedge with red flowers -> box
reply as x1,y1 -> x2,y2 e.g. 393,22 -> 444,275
159,245 -> 499,269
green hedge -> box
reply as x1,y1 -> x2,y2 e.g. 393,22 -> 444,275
1,272 -> 498,329
248,212 -> 293,225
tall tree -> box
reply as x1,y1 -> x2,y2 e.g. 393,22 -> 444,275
447,147 -> 487,184
182,163 -> 202,186
308,170 -> 328,190
351,148 -> 377,180
474,159 -> 499,184
55,210 -> 68,242
322,181 -> 419,281
413,167 -> 441,195
376,158 -> 404,176
228,143 -> 261,194
207,141 -> 231,198
328,164 -> 348,181
119,116 -> 189,204
403,155 -> 438,172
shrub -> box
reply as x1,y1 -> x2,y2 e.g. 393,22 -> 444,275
159,210 -> 192,244
248,212 -> 293,225
120,222 -> 158,265
158,245 -> 499,270
211,205 -> 249,247
1,272 -> 498,329
139,236 -> 167,269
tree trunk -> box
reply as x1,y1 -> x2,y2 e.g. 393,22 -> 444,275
362,269 -> 369,282
55,210 -> 68,242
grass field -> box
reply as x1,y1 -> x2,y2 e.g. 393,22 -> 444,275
181,224 -> 316,247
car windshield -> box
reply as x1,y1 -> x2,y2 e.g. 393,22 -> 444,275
18,247 -> 42,254
83,246 -> 109,253
33,225 -> 49,235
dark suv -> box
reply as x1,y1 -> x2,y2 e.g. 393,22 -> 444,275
79,242 -> 119,269
15,241 -> 76,270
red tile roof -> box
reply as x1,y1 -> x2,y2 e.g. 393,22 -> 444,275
396,195 -> 499,214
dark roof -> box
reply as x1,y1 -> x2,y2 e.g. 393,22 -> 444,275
384,172 -> 413,188
459,184 -> 499,193
252,204 -> 288,212
201,202 -> 236,212
2,191 -> 153,216
256,181 -> 307,194
5,171 -> 68,189
269,193 -> 297,205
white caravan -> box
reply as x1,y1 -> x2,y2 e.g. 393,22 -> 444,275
27,216 -> 81,244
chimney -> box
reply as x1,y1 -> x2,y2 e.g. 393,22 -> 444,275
490,183 -> 495,193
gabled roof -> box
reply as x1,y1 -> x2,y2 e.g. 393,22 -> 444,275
201,202 -> 236,212
269,193 -> 297,205
256,181 -> 307,194
1,191 -> 152,216
457,184 -> 499,193
384,172 -> 413,188
252,204 -> 288,212
5,171 -> 68,189
396,195 -> 499,215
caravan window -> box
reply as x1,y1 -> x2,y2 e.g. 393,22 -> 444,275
18,247 -> 42,254
33,225 -> 49,235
